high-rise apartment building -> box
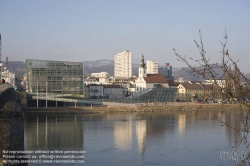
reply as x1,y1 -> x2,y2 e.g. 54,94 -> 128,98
146,60 -> 158,74
114,50 -> 132,78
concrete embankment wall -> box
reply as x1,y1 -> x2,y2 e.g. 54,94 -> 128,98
22,102 -> 247,114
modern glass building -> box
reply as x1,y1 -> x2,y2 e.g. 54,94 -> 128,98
26,59 -> 84,95
26,59 -> 86,106
158,63 -> 173,80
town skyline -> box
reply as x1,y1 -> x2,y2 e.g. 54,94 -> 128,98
0,0 -> 250,73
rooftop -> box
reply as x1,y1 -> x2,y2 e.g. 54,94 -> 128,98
144,74 -> 168,83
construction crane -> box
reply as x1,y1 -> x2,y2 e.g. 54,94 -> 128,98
6,57 -> 8,70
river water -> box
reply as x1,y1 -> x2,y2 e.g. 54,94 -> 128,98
24,110 -> 242,166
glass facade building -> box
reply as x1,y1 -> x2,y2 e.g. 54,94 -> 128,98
102,87 -> 178,104
26,59 -> 84,97
158,63 -> 173,80
128,87 -> 178,103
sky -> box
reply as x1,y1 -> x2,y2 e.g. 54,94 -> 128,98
0,0 -> 250,72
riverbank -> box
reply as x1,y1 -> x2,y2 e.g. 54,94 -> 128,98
22,102 -> 247,114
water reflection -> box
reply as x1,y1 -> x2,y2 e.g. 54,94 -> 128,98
25,115 -> 84,151
114,115 -> 132,150
36,117 -> 38,147
136,120 -> 146,155
24,110 -> 242,166
0,117 -> 25,152
178,114 -> 186,136
45,116 -> 47,149
224,110 -> 241,147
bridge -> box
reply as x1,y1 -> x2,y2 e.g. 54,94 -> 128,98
0,83 -> 18,111
0,83 -> 24,165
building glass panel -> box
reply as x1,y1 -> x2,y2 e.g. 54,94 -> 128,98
26,59 -> 84,97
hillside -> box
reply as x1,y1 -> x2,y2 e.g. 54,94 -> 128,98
172,66 -> 225,81
4,60 -> 241,82
83,59 -> 139,76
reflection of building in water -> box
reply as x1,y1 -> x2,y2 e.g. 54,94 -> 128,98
112,113 -> 180,156
114,116 -> 132,150
136,120 -> 146,155
224,111 -> 241,147
25,115 -> 84,150
143,113 -> 176,143
178,114 -> 186,135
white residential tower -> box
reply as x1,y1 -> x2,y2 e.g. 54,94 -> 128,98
146,60 -> 158,74
114,50 -> 132,78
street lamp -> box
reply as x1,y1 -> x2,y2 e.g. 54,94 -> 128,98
170,91 -> 172,102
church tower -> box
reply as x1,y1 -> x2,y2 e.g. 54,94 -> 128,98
138,54 -> 147,78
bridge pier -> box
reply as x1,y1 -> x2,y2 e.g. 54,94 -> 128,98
0,85 -> 26,166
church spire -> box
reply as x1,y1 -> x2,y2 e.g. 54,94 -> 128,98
138,54 -> 147,78
140,54 -> 146,68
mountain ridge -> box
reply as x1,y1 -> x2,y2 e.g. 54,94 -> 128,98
4,60 -> 249,81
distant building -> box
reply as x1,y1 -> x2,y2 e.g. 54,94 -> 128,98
108,77 -> 137,97
88,84 -> 104,99
103,84 -> 123,99
135,55 -> 169,92
123,81 -> 136,96
177,83 -> 204,102
1,67 -> 15,86
203,79 -> 226,88
177,83 -> 221,102
188,80 -> 203,84
87,84 -> 123,99
202,84 -> 222,100
21,73 -> 27,90
114,50 -> 132,78
178,76 -> 184,83
124,55 -> 178,103
159,63 -> 173,80
85,72 -> 110,85
109,77 -> 129,84
91,72 -> 109,78
84,77 -> 99,85
84,84 -> 89,98
91,72 -> 109,84
146,60 -> 158,74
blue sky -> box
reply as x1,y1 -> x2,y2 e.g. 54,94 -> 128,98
0,0 -> 250,72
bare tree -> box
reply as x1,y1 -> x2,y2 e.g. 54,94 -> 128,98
173,30 -> 250,166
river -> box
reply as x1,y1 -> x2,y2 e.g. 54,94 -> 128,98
24,110 -> 242,166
